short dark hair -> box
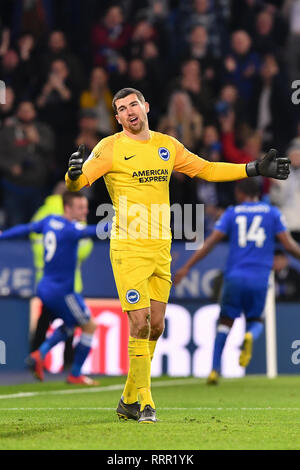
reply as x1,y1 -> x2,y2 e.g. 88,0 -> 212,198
235,178 -> 261,197
112,87 -> 145,114
62,191 -> 86,208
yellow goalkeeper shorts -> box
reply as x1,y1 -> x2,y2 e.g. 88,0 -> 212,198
110,244 -> 172,311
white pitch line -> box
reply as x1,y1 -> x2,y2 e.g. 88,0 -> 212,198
0,407 -> 300,411
0,378 -> 201,401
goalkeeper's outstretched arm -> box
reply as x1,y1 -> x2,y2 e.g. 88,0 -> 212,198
196,149 -> 290,182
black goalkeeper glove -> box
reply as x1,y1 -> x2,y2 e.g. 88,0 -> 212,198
68,144 -> 85,181
246,148 -> 290,180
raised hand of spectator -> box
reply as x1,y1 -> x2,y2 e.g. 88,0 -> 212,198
19,35 -> 34,61
224,56 -> 236,73
49,72 -> 64,90
0,29 -> 10,57
49,72 -> 71,100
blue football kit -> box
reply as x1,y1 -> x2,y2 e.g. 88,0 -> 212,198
215,201 -> 287,320
208,201 -> 287,376
0,215 -> 97,328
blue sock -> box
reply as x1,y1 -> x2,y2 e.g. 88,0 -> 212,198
39,326 -> 70,359
70,333 -> 93,377
212,325 -> 230,373
246,321 -> 264,341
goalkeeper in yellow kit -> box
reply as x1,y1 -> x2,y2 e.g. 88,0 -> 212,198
65,87 -> 290,423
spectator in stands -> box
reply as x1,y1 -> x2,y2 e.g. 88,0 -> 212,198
230,0 -> 261,35
36,59 -> 79,174
0,24 -> 10,58
179,0 -> 229,58
158,90 -> 203,152
127,57 -> 158,125
172,59 -> 214,119
0,49 -> 22,97
219,109 -> 262,165
274,249 -> 300,302
181,25 -> 220,91
9,0 -> 53,40
215,82 -> 246,125
74,108 -> 111,223
270,143 -> 300,242
0,101 -> 54,226
75,109 -> 104,154
0,86 -> 15,128
223,30 -> 261,103
142,40 -> 166,108
218,109 -> 271,194
80,66 -> 116,136
129,18 -> 158,58
91,5 -> 132,67
249,54 -> 292,153
253,10 -> 277,56
284,0 -> 300,81
16,32 -> 39,98
41,30 -> 85,90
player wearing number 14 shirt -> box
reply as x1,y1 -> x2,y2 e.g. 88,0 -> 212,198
174,179 -> 300,384
0,192 -> 98,385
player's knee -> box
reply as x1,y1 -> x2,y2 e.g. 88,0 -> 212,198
135,321 -> 150,339
150,322 -> 164,340
219,316 -> 234,328
82,318 -> 97,334
131,316 -> 150,338
128,310 -> 150,338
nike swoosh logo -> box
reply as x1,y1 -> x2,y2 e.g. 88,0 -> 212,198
124,155 -> 136,160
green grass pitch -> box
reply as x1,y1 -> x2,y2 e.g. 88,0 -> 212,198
0,375 -> 300,450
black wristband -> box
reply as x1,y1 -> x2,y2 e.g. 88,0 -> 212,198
246,161 -> 259,177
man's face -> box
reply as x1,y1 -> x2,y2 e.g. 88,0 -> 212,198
115,93 -> 149,134
17,102 -> 36,123
68,197 -> 89,222
49,32 -> 66,53
232,31 -> 251,55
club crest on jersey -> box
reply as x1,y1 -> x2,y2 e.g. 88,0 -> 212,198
126,289 -> 140,304
158,147 -> 170,161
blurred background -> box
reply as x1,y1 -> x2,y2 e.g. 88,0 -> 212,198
0,0 -> 300,381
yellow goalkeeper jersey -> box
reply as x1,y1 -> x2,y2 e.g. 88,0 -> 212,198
81,130 -> 247,250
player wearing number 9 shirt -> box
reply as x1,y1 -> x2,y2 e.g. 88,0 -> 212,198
0,192 -> 98,385
174,179 -> 300,384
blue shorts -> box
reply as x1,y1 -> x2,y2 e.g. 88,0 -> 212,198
38,289 -> 91,328
220,276 -> 268,321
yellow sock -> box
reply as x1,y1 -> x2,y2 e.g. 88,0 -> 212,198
128,336 -> 155,411
148,339 -> 157,361
122,366 -> 138,404
123,340 -> 158,404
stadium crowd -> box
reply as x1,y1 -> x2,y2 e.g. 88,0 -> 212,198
0,0 -> 299,238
